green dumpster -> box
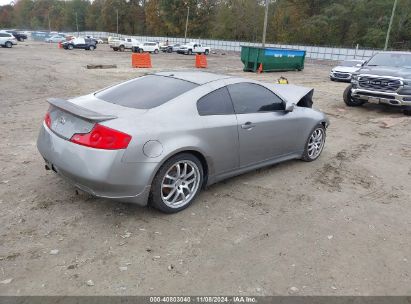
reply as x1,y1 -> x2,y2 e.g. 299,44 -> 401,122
241,46 -> 306,72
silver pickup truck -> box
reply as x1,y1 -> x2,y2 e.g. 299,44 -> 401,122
109,38 -> 139,52
343,51 -> 411,115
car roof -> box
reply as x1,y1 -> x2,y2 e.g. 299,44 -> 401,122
378,51 -> 411,55
154,71 -> 232,85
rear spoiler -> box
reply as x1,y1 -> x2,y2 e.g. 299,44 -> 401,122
47,98 -> 117,122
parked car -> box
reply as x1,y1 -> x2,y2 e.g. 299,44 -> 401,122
110,37 -> 140,51
330,59 -> 364,82
84,35 -> 103,44
343,52 -> 411,115
132,41 -> 159,53
37,71 -> 328,213
177,42 -> 210,55
62,37 -> 97,51
45,35 -> 66,43
0,31 -> 18,48
5,30 -> 27,42
165,43 -> 181,53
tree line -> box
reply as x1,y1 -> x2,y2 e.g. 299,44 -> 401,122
0,0 -> 410,49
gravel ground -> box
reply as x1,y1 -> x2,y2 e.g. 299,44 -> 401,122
0,41 -> 410,296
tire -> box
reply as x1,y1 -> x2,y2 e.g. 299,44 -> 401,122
119,45 -> 125,52
150,153 -> 204,213
167,48 -> 172,53
139,48 -> 144,53
154,49 -> 159,54
301,124 -> 326,162
5,41 -> 12,48
188,49 -> 192,55
343,84 -> 364,107
204,49 -> 209,55
68,44 -> 74,50
89,45 -> 95,51
113,47 -> 118,51
403,107 -> 411,116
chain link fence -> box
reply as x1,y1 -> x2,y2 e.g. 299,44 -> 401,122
64,31 -> 383,62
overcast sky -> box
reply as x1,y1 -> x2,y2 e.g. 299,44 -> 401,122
0,0 -> 13,6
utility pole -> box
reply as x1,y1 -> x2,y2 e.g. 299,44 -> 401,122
48,12 -> 51,32
384,0 -> 398,51
184,5 -> 190,43
75,12 -> 79,37
116,9 -> 119,35
262,0 -> 269,48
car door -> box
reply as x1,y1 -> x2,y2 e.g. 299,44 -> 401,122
196,84 -> 239,175
227,82 -> 297,168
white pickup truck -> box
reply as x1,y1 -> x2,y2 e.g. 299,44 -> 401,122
177,42 -> 210,55
110,37 -> 140,52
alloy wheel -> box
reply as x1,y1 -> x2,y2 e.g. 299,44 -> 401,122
307,128 -> 325,159
161,160 -> 201,208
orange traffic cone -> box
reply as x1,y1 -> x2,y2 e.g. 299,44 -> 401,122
195,54 -> 207,68
257,63 -> 263,74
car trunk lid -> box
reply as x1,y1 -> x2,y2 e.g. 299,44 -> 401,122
47,98 -> 117,140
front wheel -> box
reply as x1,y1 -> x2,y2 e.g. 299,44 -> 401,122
5,41 -> 12,48
301,125 -> 326,162
119,45 -> 125,52
154,49 -> 159,54
68,44 -> 74,50
89,45 -> 95,51
139,48 -> 144,53
343,84 -> 364,106
188,49 -> 192,55
204,49 -> 209,55
150,153 -> 204,213
403,107 -> 411,116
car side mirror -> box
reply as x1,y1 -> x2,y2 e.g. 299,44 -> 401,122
285,103 -> 295,112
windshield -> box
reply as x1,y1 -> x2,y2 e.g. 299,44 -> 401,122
96,75 -> 198,109
366,53 -> 411,68
340,60 -> 361,67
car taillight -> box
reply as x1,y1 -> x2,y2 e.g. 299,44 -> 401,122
44,112 -> 51,129
70,124 -> 132,150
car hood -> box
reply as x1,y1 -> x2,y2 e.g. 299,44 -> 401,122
356,66 -> 411,79
265,84 -> 313,105
332,66 -> 359,73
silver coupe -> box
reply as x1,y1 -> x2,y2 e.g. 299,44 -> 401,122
37,71 -> 329,213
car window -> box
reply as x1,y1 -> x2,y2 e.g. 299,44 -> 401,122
197,87 -> 234,116
228,83 -> 284,114
0,33 -> 7,37
96,75 -> 198,109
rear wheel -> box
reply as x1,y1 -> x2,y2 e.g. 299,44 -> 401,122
89,45 -> 95,51
343,84 -> 364,106
139,48 -> 144,53
188,49 -> 192,55
68,44 -> 74,50
113,47 -> 118,51
301,125 -> 326,162
5,41 -> 12,48
204,49 -> 209,55
150,153 -> 203,213
154,49 -> 159,54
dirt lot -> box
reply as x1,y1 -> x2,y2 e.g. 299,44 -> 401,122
0,41 -> 410,296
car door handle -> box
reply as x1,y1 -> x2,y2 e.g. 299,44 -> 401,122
241,122 -> 256,129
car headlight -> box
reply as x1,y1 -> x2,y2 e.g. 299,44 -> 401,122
351,74 -> 359,84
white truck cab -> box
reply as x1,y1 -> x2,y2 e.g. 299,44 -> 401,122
177,42 -> 210,55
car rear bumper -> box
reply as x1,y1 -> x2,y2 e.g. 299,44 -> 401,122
351,87 -> 411,107
37,124 -> 155,205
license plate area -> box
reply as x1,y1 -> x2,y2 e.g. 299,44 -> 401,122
368,97 -> 380,104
